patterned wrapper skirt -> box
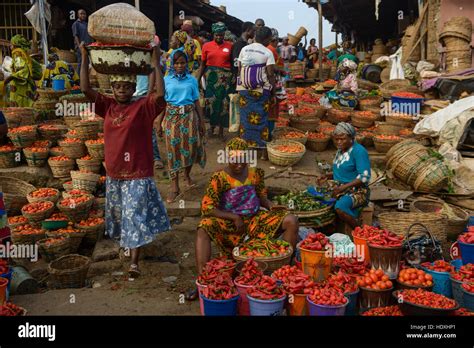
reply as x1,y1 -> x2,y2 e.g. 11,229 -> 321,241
238,90 -> 271,148
198,209 -> 288,256
163,104 -> 206,174
334,185 -> 370,218
204,66 -> 234,128
106,177 -> 171,249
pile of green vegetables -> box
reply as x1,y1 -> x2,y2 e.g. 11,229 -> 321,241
273,191 -> 324,211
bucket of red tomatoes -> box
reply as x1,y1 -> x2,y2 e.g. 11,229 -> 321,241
393,288 -> 459,316
421,260 -> 454,298
307,286 -> 348,316
357,269 -> 394,311
247,276 -> 287,316
367,230 -> 404,279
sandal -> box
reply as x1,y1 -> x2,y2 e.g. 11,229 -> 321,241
128,264 -> 141,279
166,190 -> 182,204
185,287 -> 199,301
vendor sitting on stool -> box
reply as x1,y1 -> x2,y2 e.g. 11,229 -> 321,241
319,122 -> 371,229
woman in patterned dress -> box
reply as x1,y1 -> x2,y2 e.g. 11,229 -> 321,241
158,50 -> 206,203
319,123 -> 371,229
185,138 -> 298,300
79,43 -> 170,278
38,53 -> 79,89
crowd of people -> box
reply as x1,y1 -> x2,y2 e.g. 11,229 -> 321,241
0,13 -> 371,297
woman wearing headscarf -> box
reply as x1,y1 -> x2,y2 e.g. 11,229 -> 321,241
325,58 -> 359,109
157,50 -> 206,203
198,22 -> 234,140
165,30 -> 197,75
319,122 -> 371,229
185,138 -> 298,300
3,35 -> 36,107
39,53 -> 79,90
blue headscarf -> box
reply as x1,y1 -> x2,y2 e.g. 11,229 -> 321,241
168,48 -> 190,80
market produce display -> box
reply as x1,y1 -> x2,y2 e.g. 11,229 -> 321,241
42,236 -> 67,247
59,195 -> 91,207
247,275 -> 286,300
307,132 -> 329,139
357,269 -> 393,290
300,232 -> 331,251
392,92 -> 423,99
353,225 -> 386,240
367,230 -> 404,247
238,238 -> 290,258
272,144 -> 303,153
398,268 -> 433,287
361,305 -> 403,316
0,303 -> 25,316
45,213 -> 68,221
28,188 -> 57,199
455,308 -> 474,316
421,260 -> 454,273
22,201 -> 53,214
273,191 -> 325,211
272,265 -> 317,294
308,286 -> 347,306
197,257 -> 236,286
12,224 -> 43,235
234,259 -> 263,286
459,231 -> 474,244
332,257 -> 371,276
397,288 -> 457,309
8,216 -> 28,225
201,274 -> 238,300
451,264 -> 474,282
462,283 -> 474,293
323,271 -> 358,294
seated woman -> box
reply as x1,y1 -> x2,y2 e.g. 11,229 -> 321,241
187,138 -> 298,300
320,123 -> 371,229
326,58 -> 358,109
39,53 -> 79,90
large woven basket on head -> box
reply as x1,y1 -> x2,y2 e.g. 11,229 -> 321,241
27,188 -> 60,204
378,212 -> 447,243
7,127 -> 37,148
22,148 -> 49,167
48,158 -> 75,178
71,171 -> 100,193
57,194 -> 94,223
289,117 -> 320,132
272,127 -> 308,145
85,140 -> 104,160
373,136 -> 401,153
0,148 -> 21,169
58,140 -> 86,159
233,246 -> 293,274
37,236 -> 71,262
76,158 -> 101,174
327,108 -> 352,124
0,176 -> 36,215
48,254 -> 91,289
267,139 -> 306,167
306,135 -> 331,152
409,199 -> 469,242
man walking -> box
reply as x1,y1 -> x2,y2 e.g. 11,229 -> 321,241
72,9 -> 93,74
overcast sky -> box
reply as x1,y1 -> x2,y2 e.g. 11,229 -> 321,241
210,0 -> 340,46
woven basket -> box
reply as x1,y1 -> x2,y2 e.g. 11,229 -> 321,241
46,230 -> 86,253
306,137 -> 331,152
76,159 -> 101,174
73,121 -> 101,141
76,221 -> 105,247
327,108 -> 352,124
11,230 -> 46,246
2,107 -> 36,128
21,201 -> 55,225
233,246 -> 293,274
47,254 -> 91,288
374,122 -> 404,136
22,148 -> 49,167
37,89 -> 68,101
373,136 -> 401,153
289,62 -> 305,78
386,114 -> 415,128
57,195 -> 94,223
7,128 -> 37,148
0,176 -> 36,215
351,113 -> 376,128
0,149 -> 21,169
63,181 -> 73,191
386,146 -> 428,182
85,141 -> 105,160
289,117 -> 320,132
27,188 -> 60,204
48,158 -> 75,178
71,171 -> 100,193
267,140 -> 306,167
37,236 -> 70,262
297,102 -> 327,117
38,124 -> 68,141
412,160 -> 452,192
63,116 -> 82,129
49,147 -> 65,157
359,96 -> 383,108
440,16 -> 472,43
59,140 -> 86,159
380,79 -> 411,99
272,127 -> 308,145
378,212 -> 447,242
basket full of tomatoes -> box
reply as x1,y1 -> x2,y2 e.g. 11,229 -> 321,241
57,195 -> 94,223
27,188 -> 60,204
21,201 -> 55,225
36,236 -> 70,262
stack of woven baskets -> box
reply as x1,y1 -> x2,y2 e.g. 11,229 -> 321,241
385,139 -> 453,192
439,16 -> 472,73
371,39 -> 388,63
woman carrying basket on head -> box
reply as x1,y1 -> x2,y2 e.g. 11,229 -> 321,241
79,43 -> 171,279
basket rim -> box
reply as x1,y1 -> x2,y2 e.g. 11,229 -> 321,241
47,254 -> 92,274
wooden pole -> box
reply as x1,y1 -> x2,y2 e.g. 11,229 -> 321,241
135,0 -> 140,11
169,0 -> 174,43
318,0 -> 323,81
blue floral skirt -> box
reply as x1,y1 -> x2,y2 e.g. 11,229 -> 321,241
106,177 -> 171,249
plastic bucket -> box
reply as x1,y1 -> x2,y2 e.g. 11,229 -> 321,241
0,268 -> 12,302
462,288 -> 474,311
200,294 -> 239,316
450,277 -> 465,307
352,233 -> 370,263
421,266 -> 452,298
286,293 -> 307,316
390,96 -> 422,115
300,247 -> 332,283
196,280 -> 207,316
459,241 -> 474,265
234,280 -> 252,316
247,294 -> 286,316
307,296 -> 348,316
451,259 -> 463,271
368,244 -> 402,279
358,287 -> 394,311
0,277 -> 7,304
345,289 -> 359,316
52,79 -> 65,91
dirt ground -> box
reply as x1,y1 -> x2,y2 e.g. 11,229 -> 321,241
12,133 -> 342,315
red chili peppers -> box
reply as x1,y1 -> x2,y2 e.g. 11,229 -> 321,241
450,264 -> 474,282
248,275 -> 286,300
462,283 -> 474,293
352,225 -> 386,240
323,271 -> 358,294
202,274 -> 238,300
361,305 -> 403,316
234,259 -> 263,286
308,287 -> 347,306
399,289 -> 457,309
421,260 -> 454,273
332,257 -> 371,276
0,303 -> 24,316
459,231 -> 474,244
367,229 -> 404,248
300,232 -> 331,251
197,257 -> 236,286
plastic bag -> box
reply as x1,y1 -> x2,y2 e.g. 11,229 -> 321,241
328,233 -> 356,258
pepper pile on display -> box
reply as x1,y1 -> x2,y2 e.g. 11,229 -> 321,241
247,275 -> 286,300
197,257 -> 236,286
201,274 -> 238,300
367,230 -> 404,247
398,289 -> 457,309
361,305 -> 403,316
352,225 -> 387,240
332,257 -> 371,276
421,260 -> 454,273
459,231 -> 474,244
239,238 -> 290,258
450,264 -> 474,282
323,271 -> 358,294
300,232 -> 331,251
0,303 -> 25,316
308,287 -> 347,306
234,259 -> 263,286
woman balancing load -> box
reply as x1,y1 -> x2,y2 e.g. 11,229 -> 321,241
81,4 -> 170,279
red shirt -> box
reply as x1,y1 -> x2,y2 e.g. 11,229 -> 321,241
202,41 -> 233,69
94,93 -> 166,180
